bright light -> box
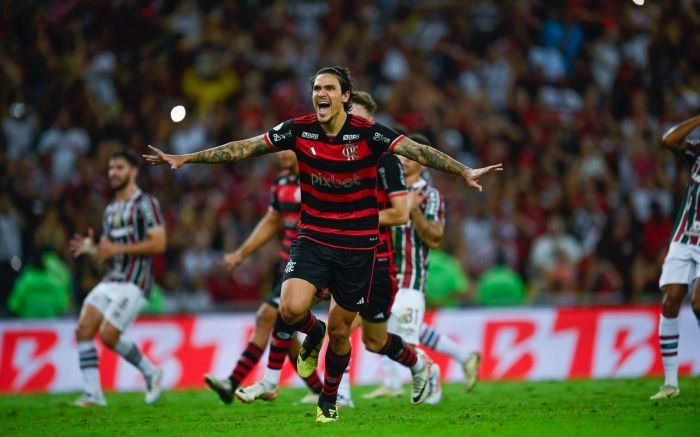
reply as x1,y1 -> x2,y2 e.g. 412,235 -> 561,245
632,0 -> 644,5
170,105 -> 186,123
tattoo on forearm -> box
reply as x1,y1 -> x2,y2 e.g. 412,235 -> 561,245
189,135 -> 271,163
397,139 -> 467,175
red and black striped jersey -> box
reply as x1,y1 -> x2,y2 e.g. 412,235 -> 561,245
102,188 -> 164,296
264,113 -> 404,249
269,170 -> 301,261
376,153 -> 407,268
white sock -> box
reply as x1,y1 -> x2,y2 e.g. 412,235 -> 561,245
113,340 -> 156,377
434,335 -> 469,363
77,340 -> 103,399
659,315 -> 680,387
262,368 -> 281,387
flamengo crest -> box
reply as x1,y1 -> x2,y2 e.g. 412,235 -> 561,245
342,144 -> 358,161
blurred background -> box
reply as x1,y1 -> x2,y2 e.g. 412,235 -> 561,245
2,0 -> 700,320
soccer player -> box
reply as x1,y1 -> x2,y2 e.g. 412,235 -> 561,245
358,134 -> 447,402
203,150 -> 323,404
144,66 -> 502,422
333,92 -> 441,407
69,150 -> 165,407
650,113 -> 700,400
235,90 -> 418,409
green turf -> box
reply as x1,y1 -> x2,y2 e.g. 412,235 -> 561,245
1,378 -> 698,436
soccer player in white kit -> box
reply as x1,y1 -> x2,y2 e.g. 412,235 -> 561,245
651,114 -> 700,400
69,150 -> 166,406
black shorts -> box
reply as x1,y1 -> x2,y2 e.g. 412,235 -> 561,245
282,237 -> 376,312
359,266 -> 397,323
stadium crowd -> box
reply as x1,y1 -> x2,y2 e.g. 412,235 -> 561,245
2,0 -> 700,317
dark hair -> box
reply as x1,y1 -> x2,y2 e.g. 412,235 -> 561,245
310,66 -> 354,112
350,91 -> 377,117
109,150 -> 140,168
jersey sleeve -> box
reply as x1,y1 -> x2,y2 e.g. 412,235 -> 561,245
138,195 -> 164,230
268,183 -> 281,213
366,122 -> 405,156
102,206 -> 110,240
423,187 -> 445,224
379,154 -> 407,197
264,119 -> 296,150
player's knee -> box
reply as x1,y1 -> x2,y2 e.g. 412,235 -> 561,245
327,319 -> 351,343
255,305 -> 277,330
661,294 -> 683,317
75,319 -> 96,341
279,302 -> 303,325
98,327 -> 119,349
362,331 -> 385,353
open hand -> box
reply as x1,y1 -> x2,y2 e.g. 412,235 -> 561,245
463,163 -> 503,192
69,228 -> 95,258
143,145 -> 188,171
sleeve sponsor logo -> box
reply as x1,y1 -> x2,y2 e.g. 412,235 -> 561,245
373,132 -> 391,144
272,130 -> 293,143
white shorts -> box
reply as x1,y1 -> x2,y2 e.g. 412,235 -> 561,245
387,288 -> 425,345
659,242 -> 700,288
83,282 -> 147,332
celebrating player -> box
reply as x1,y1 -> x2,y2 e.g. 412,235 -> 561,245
203,150 -> 323,404
144,66 -> 502,422
650,113 -> 700,400
69,150 -> 165,407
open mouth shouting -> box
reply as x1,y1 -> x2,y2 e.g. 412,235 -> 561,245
316,100 -> 331,118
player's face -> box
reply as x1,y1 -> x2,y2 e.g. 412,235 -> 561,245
108,158 -> 136,192
312,73 -> 349,124
398,154 -> 423,178
348,103 -> 372,121
277,150 -> 297,171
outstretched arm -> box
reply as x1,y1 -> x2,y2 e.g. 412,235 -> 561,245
224,211 -> 282,272
391,138 -> 503,192
143,135 -> 275,170
661,114 -> 700,153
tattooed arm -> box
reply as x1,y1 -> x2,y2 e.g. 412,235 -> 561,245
391,137 -> 503,192
143,135 -> 275,170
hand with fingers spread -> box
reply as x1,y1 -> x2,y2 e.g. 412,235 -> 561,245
142,145 -> 189,171
69,228 -> 96,257
462,163 -> 503,192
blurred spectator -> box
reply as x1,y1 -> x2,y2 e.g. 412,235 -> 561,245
7,248 -> 70,318
0,194 -> 23,307
476,253 -> 527,306
529,215 -> 583,303
37,109 -> 90,186
424,249 -> 469,308
2,102 -> 39,160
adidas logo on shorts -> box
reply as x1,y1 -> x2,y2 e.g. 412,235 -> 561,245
356,297 -> 365,305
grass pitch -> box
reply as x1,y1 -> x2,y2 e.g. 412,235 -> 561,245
2,378 -> 698,436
